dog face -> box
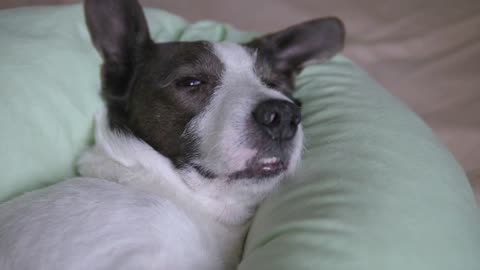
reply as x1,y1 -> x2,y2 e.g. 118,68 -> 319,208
85,0 -> 344,189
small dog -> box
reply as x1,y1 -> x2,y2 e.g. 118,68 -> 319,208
0,0 -> 344,269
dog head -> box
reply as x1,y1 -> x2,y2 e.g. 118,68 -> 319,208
84,0 -> 344,202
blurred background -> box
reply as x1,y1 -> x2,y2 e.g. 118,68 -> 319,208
1,0 -> 479,200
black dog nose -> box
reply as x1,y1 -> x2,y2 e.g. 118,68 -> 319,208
252,99 -> 301,141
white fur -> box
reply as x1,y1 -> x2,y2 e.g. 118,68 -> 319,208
0,178 -> 228,270
0,41 -> 304,270
79,110 -> 265,225
0,111 -> 247,270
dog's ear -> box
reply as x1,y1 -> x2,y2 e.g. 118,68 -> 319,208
84,0 -> 152,99
246,17 -> 345,75
84,0 -> 151,65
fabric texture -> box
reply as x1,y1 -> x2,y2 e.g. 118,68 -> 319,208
0,5 -> 479,269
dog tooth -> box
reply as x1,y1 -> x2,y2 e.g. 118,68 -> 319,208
260,157 -> 279,164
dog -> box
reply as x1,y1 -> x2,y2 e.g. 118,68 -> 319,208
0,0 -> 345,269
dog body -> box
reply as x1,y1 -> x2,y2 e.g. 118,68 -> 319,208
0,109 -> 251,270
0,0 -> 344,269
0,178 -> 241,270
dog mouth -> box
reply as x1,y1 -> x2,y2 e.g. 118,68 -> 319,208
229,157 -> 287,179
190,157 -> 287,180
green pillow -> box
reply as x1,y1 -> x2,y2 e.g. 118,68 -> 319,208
0,4 -> 478,270
239,58 -> 480,269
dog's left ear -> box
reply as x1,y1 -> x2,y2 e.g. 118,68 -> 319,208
84,0 -> 153,127
246,17 -> 345,75
84,0 -> 152,66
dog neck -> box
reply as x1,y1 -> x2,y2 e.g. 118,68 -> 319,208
78,110 -> 267,227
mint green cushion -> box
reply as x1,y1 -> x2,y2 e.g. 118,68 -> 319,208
0,4 -> 479,269
239,60 -> 480,269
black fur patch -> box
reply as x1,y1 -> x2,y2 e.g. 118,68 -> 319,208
125,42 -> 224,166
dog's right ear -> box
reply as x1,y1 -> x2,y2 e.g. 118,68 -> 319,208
246,17 -> 345,77
84,0 -> 152,98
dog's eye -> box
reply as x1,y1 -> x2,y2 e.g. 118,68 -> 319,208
176,77 -> 204,88
264,80 -> 279,89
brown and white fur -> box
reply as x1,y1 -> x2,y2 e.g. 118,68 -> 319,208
0,0 -> 345,269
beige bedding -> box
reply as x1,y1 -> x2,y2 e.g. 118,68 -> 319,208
1,0 -> 479,203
